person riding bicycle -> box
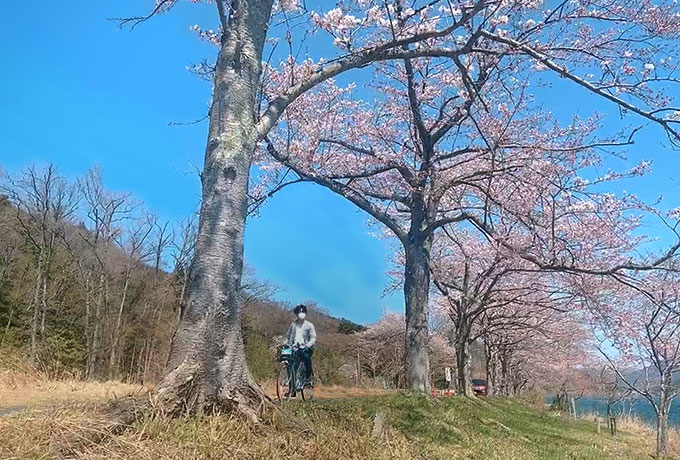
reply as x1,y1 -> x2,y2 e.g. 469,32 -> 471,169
286,304 -> 316,392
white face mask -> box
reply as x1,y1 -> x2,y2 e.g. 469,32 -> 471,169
297,312 -> 306,321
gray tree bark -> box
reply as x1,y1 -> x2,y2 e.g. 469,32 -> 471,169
657,404 -> 669,459
499,349 -> 510,396
156,0 -> 274,417
656,376 -> 673,459
449,266 -> 474,397
455,329 -> 473,397
404,234 -> 432,393
484,339 -> 498,396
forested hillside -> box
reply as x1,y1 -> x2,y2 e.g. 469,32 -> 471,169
0,165 -> 380,386
0,169 -> 187,382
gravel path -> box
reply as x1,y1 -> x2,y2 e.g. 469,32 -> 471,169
0,406 -> 27,417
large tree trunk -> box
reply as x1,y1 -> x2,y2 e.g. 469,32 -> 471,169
403,236 -> 432,393
656,380 -> 672,459
484,338 -> 497,396
451,297 -> 474,396
656,403 -> 669,458
177,271 -> 189,325
499,348 -> 510,396
156,0 -> 274,418
455,331 -> 473,397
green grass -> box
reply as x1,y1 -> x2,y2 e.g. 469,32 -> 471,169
289,395 -> 669,460
0,394 -> 672,459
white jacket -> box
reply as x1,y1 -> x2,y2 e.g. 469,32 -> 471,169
286,320 -> 317,348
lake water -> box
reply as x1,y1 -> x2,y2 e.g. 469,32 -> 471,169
549,396 -> 680,427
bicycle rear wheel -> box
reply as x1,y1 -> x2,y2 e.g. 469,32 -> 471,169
276,364 -> 293,402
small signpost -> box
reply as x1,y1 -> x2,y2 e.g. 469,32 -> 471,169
445,367 -> 452,383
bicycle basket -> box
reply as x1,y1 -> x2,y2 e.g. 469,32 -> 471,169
278,345 -> 293,361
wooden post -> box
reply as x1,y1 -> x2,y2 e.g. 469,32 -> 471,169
571,397 -> 577,419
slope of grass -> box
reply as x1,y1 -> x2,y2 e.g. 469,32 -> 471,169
0,393 -> 675,459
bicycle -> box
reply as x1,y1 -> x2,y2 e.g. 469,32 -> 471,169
276,344 -> 315,401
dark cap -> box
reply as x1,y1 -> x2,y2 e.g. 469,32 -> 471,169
294,304 -> 307,314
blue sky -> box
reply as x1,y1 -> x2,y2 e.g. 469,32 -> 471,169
0,0 -> 402,324
1,1 -> 678,324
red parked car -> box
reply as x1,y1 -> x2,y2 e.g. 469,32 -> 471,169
471,379 -> 488,396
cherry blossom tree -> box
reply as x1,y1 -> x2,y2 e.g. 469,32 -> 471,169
596,366 -> 633,428
428,226 -> 587,396
356,312 -> 406,388
589,271 -> 680,459
492,313 -> 595,397
442,159 -> 680,398
356,310 -> 454,389
261,0 -> 680,395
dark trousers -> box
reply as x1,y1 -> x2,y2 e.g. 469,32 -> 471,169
291,347 -> 314,390
299,347 -> 314,380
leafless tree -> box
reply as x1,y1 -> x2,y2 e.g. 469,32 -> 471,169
169,214 -> 198,324
109,212 -> 155,379
140,218 -> 174,382
77,167 -> 133,378
1,163 -> 79,363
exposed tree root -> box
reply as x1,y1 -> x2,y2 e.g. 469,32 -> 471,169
50,395 -> 150,459
50,375 -> 311,457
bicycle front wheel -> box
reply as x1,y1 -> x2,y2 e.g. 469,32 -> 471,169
301,380 -> 315,401
297,364 -> 315,401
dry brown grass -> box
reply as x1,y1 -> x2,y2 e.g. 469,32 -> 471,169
260,380 -> 390,400
3,394 -> 676,460
0,367 -> 382,415
0,378 -> 148,409
0,399 -> 415,460
580,412 -> 680,458
311,385 -> 390,399
2,374 -> 678,460
0,358 -> 147,411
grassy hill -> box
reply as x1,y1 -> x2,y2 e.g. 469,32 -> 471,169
1,391 -> 674,459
